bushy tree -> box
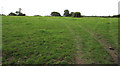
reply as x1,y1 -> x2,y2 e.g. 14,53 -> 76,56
113,14 -> 120,17
69,12 -> 74,16
8,12 -> 17,16
72,12 -> 81,17
18,13 -> 26,16
51,12 -> 61,16
8,8 -> 26,16
15,11 -> 19,15
63,10 -> 70,17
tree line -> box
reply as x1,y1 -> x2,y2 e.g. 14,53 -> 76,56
0,8 -> 120,18
4,9 -> 81,17
3,8 -> 81,17
51,10 -> 81,17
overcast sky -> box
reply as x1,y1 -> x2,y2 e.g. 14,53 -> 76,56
0,0 -> 120,16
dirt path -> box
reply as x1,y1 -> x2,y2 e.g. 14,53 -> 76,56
77,23 -> 118,64
63,22 -> 85,64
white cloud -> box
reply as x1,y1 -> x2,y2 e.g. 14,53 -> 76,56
1,0 -> 120,16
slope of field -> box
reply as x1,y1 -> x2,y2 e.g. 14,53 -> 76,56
2,16 -> 118,64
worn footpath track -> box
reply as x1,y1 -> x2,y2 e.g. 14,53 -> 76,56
76,22 -> 118,64
63,22 -> 85,64
63,20 -> 118,64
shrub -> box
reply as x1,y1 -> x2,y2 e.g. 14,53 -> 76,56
51,12 -> 61,16
8,12 -> 17,16
69,12 -> 74,16
112,14 -> 120,18
18,13 -> 26,16
63,10 -> 70,17
72,12 -> 81,17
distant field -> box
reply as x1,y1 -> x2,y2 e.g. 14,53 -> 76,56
2,16 -> 118,64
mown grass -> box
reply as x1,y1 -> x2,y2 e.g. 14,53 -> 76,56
2,16 -> 118,64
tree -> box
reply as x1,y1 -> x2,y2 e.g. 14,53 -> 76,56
51,12 -> 61,16
18,8 -> 22,13
8,8 -> 26,16
15,11 -> 19,15
16,8 -> 26,16
8,12 -> 16,16
63,10 -> 70,17
18,13 -> 26,16
72,12 -> 81,17
113,14 -> 120,18
69,12 -> 74,16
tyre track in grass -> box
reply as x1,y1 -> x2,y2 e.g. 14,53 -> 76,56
76,22 -> 118,64
63,21 -> 85,64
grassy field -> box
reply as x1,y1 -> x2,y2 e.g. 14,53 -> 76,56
2,16 -> 118,64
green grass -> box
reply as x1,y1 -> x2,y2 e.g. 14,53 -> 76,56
2,16 -> 118,64
0,16 -> 2,64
